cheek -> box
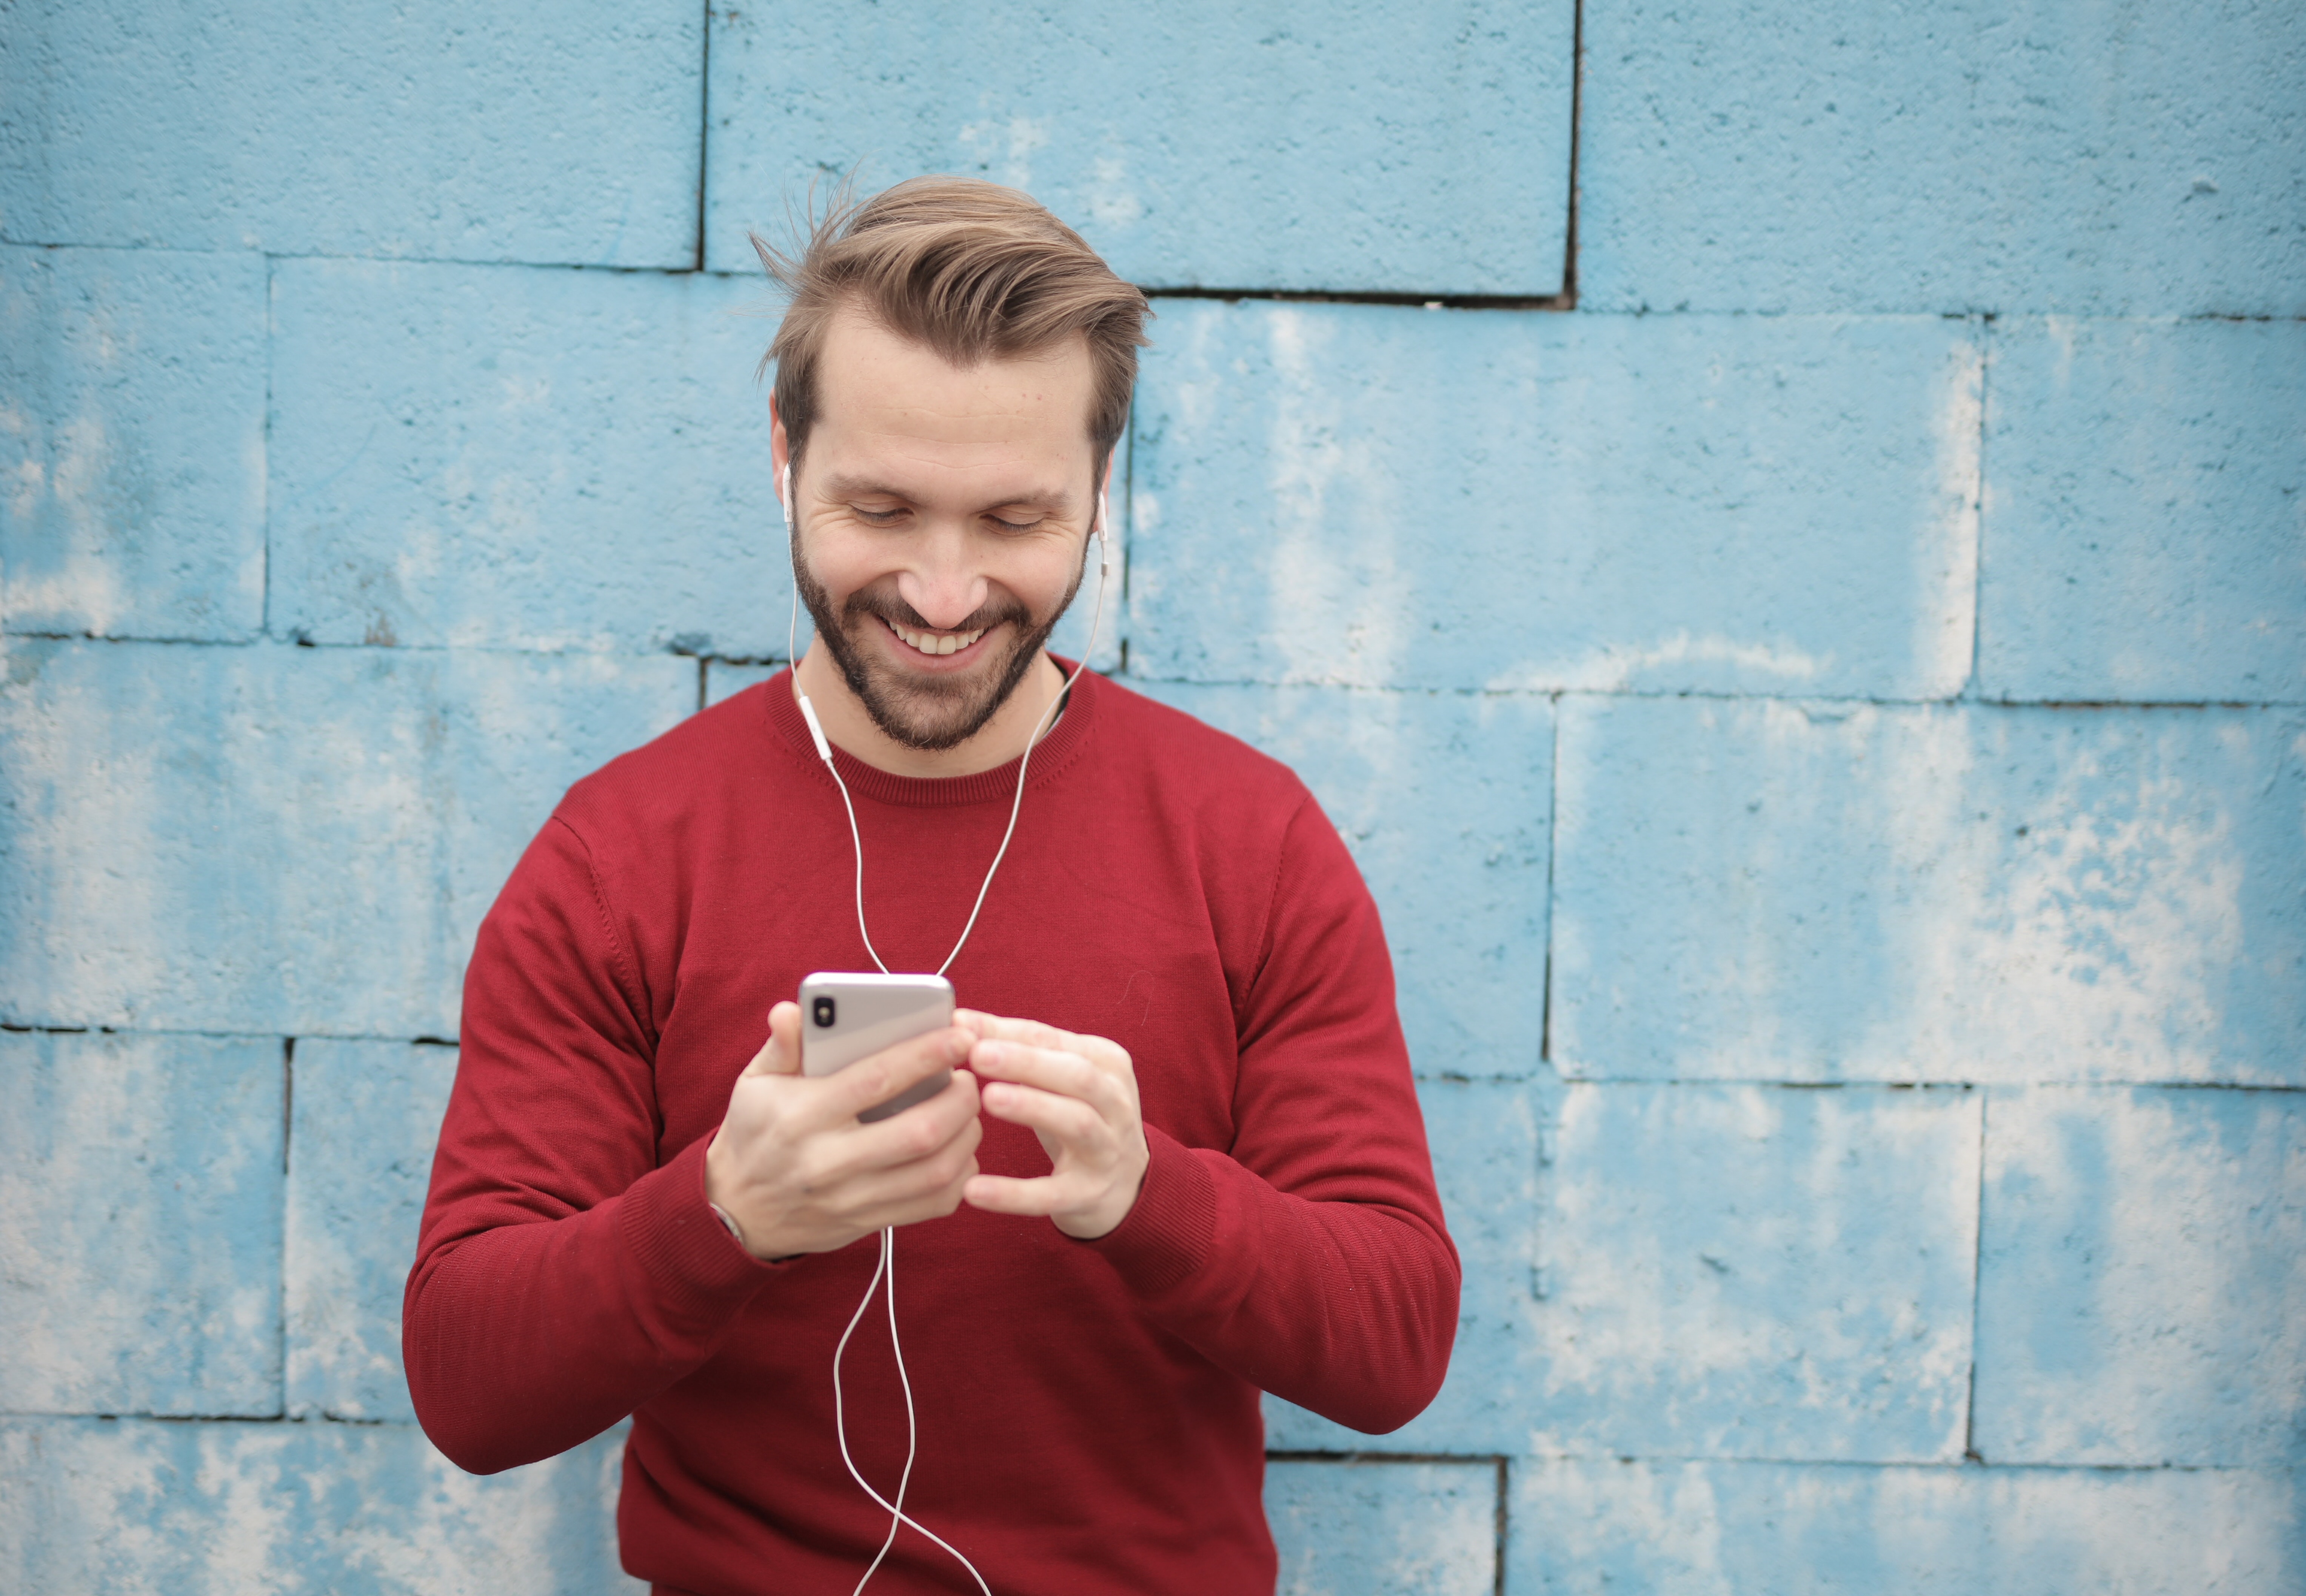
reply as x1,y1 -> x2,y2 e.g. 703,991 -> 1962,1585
1011,546 -> 1089,615
799,533 -> 887,603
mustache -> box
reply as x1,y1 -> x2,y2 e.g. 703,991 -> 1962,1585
842,586 -> 1033,636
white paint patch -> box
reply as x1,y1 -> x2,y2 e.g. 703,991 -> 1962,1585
8,411 -> 130,635
1485,630 -> 1830,694
1515,1460 -> 1732,1593
0,1419 -> 642,1593
1863,718 -> 2249,1083
1086,154 -> 1144,228
1584,699 -> 2281,1086
1529,1082 -> 1976,1462
1269,1460 -> 1495,1596
1260,309 -> 1405,686
1921,335 -> 1984,697
1516,1458 -> 2301,1591
1984,1087 -> 2306,1465
956,115 -> 1050,189
2043,314 -> 2079,388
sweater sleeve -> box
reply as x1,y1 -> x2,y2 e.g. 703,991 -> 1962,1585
1086,796 -> 1462,1434
402,816 -> 781,1475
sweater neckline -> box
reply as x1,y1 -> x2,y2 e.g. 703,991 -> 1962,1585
760,658 -> 1103,809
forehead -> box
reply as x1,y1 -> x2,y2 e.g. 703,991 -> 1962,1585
811,308 -> 1098,478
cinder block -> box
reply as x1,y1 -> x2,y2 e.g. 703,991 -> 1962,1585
1265,1457 -> 1498,1596
1975,1087 -> 2306,1468
1507,1457 -> 2302,1595
0,1032 -> 282,1416
703,1 -> 1575,294
1127,302 -> 1982,698
0,2 -> 698,268
1265,1078 -> 1543,1453
1529,1082 -> 1979,1462
268,260 -> 782,657
1140,684 -> 1551,1078
0,1417 -> 639,1595
285,1041 -> 459,1423
1578,1 -> 2306,314
0,638 -> 694,1036
1980,318 -> 2306,704
1551,698 -> 2306,1085
0,246 -> 265,640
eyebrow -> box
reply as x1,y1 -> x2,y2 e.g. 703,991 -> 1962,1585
817,473 -> 1077,509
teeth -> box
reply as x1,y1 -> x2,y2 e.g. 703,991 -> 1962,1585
888,619 -> 987,657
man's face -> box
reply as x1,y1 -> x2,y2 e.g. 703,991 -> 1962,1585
783,309 -> 1100,752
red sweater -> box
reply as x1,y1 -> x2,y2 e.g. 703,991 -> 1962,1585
405,668 -> 1459,1595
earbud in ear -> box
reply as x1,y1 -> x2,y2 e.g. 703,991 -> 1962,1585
779,463 -> 792,528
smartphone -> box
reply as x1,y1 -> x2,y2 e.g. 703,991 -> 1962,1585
797,972 -> 956,1123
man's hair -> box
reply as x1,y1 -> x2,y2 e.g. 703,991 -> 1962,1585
754,177 -> 1152,481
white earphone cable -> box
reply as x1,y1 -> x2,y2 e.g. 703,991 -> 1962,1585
832,1230 -> 991,1596
784,461 -> 1110,1596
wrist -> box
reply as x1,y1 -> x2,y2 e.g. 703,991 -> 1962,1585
707,1199 -> 750,1250
704,1124 -> 733,1207
703,1128 -> 780,1259
702,1130 -> 754,1252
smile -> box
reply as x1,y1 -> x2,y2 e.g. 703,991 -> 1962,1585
883,617 -> 988,657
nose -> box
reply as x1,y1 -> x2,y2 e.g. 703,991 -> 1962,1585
895,522 -> 990,629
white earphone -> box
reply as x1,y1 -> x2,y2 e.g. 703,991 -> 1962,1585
777,458 -> 1112,1595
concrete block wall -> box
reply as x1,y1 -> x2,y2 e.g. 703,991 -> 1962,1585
3,2 -> 2300,1590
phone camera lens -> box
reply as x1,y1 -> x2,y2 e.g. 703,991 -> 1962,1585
811,996 -> 836,1027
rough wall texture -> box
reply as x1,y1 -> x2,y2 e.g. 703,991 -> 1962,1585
3,2 -> 2301,1591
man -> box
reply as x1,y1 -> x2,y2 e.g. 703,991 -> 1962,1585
405,177 -> 1458,1595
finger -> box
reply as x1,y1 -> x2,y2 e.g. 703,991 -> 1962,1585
821,1070 -> 984,1175
953,1011 -> 1080,1053
969,1040 -> 1117,1106
821,1120 -> 984,1218
979,1079 -> 1108,1148
818,1026 -> 974,1123
744,1001 -> 804,1078
961,1172 -> 1080,1218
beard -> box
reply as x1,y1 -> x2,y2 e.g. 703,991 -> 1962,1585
793,538 -> 1085,752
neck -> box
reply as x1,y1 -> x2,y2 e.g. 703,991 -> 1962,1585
793,643 -> 1070,780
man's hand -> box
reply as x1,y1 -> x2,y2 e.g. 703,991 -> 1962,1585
703,1000 -> 983,1259
957,1011 -> 1149,1240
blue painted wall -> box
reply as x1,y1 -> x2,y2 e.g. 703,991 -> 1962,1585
3,2 -> 2301,1590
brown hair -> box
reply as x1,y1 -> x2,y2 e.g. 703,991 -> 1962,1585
754,177 -> 1152,483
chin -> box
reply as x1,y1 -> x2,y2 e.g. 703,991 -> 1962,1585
850,633 -> 1037,752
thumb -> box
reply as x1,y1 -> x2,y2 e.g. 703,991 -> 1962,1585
744,1000 -> 804,1077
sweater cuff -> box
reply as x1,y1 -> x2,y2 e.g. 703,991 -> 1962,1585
618,1135 -> 785,1319
1084,1124 -> 1215,1294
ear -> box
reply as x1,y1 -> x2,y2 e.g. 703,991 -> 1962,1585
770,399 -> 790,481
